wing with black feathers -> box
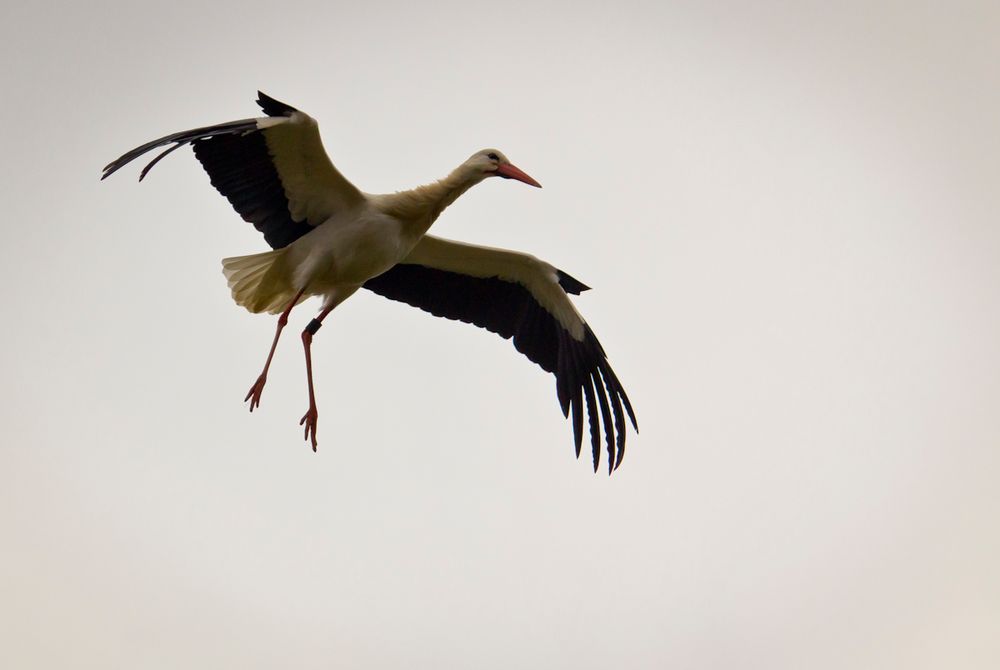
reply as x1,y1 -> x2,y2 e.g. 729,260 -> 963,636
363,235 -> 637,473
102,92 -> 360,249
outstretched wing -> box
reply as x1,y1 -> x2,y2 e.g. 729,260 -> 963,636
102,91 -> 363,249
363,235 -> 637,473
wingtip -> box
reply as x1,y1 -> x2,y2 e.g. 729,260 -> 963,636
556,270 -> 591,295
256,91 -> 299,117
614,441 -> 625,471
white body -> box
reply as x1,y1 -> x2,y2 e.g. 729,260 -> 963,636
222,110 -> 548,319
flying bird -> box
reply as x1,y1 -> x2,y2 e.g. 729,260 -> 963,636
102,92 -> 637,473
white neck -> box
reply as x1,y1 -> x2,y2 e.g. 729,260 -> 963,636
379,162 -> 487,236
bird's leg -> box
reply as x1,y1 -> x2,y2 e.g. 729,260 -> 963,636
299,305 -> 334,451
244,289 -> 305,411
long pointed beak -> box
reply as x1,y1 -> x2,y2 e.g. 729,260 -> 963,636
494,162 -> 542,188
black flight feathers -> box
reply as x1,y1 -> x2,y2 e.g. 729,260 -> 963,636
100,92 -> 312,248
363,264 -> 637,473
100,91 -> 298,182
100,117 -> 260,182
192,131 -> 313,249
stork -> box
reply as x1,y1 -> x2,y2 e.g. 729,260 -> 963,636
102,92 -> 637,473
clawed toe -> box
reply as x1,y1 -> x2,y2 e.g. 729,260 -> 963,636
244,374 -> 267,412
299,408 -> 319,451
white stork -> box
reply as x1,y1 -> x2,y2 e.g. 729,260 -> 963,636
102,92 -> 637,473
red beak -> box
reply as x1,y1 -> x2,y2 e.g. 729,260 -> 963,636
494,162 -> 542,188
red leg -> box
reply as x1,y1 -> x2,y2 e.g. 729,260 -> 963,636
244,289 -> 305,411
299,305 -> 334,451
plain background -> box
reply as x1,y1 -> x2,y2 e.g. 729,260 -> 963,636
2,1 -> 998,667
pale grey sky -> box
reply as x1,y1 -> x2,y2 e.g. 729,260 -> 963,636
2,1 -> 999,668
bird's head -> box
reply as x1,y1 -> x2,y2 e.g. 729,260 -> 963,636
466,149 -> 542,188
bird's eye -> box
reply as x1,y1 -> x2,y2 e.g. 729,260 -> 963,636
487,152 -> 499,161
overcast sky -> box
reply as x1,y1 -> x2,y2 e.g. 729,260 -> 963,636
2,1 -> 999,668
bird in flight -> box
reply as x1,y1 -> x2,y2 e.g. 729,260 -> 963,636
102,92 -> 636,473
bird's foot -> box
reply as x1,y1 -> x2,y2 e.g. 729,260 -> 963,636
300,406 -> 319,451
244,374 -> 267,412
